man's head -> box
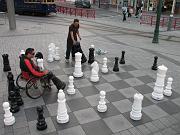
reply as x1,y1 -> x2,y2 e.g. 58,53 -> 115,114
25,48 -> 35,59
73,19 -> 79,28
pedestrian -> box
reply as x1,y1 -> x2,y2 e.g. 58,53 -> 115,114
127,7 -> 132,17
122,6 -> 127,21
65,19 -> 82,63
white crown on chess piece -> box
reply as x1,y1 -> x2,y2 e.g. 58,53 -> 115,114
97,91 -> 107,112
67,76 -> 76,95
164,77 -> 173,96
3,102 -> 15,126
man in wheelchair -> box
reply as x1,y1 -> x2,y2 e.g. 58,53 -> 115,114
19,48 -> 66,91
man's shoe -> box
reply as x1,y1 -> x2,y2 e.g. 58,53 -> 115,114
65,59 -> 69,63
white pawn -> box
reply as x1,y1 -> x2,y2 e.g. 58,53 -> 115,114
47,48 -> 54,62
57,90 -> 69,124
101,57 -> 108,73
73,52 -> 83,78
54,47 -> 60,61
3,102 -> 15,126
37,59 -> 44,71
67,76 -> 76,95
164,77 -> 173,96
130,93 -> 144,121
90,61 -> 99,82
97,91 -> 107,112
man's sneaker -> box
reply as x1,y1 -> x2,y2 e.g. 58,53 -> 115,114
65,59 -> 69,63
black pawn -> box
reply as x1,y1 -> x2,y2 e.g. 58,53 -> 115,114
36,106 -> 47,130
2,54 -> 11,72
14,86 -> 24,106
152,56 -> 158,70
10,91 -> 20,113
113,57 -> 119,72
120,51 -> 125,64
88,48 -> 95,64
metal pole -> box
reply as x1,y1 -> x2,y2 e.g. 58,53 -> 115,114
167,0 -> 176,31
99,0 -> 101,8
152,0 -> 163,43
6,0 -> 16,30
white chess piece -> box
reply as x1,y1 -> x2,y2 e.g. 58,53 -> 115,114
54,47 -> 60,61
47,48 -> 54,62
164,77 -> 173,96
19,50 -> 25,56
152,65 -> 168,100
101,57 -> 108,73
90,61 -> 99,82
73,52 -> 83,78
97,91 -> 107,112
57,90 -> 69,123
37,59 -> 44,71
3,102 -> 15,126
130,93 -> 144,121
48,43 -> 56,59
91,44 -> 95,57
67,76 -> 76,95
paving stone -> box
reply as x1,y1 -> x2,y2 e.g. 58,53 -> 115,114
136,125 -> 151,135
160,128 -> 177,135
58,125 -> 86,135
128,127 -> 143,135
13,126 -> 30,135
151,120 -> 166,130
144,122 -> 159,133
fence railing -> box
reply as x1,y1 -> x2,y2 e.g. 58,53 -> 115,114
140,14 -> 180,30
56,6 -> 96,19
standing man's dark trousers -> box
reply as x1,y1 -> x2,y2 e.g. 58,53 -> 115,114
65,41 -> 75,60
123,13 -> 126,21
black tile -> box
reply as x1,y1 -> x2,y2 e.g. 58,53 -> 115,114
111,80 -> 130,89
52,112 -> 79,131
116,72 -> 134,79
106,90 -> 126,102
42,92 -> 58,105
123,111 -> 152,126
25,105 -> 50,122
157,100 -> 180,115
137,75 -> 155,84
134,85 -> 153,94
78,86 -> 99,97
129,96 -> 154,107
93,103 -> 120,119
121,65 -> 137,71
82,119 -> 113,135
66,98 -> 91,112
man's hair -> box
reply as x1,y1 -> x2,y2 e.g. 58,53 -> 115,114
35,52 -> 43,59
74,19 -> 79,23
25,48 -> 34,55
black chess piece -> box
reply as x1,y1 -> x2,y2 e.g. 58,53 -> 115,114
7,72 -> 15,101
36,106 -> 47,130
10,91 -> 20,113
7,72 -> 14,81
51,75 -> 66,90
152,56 -> 158,70
120,51 -> 125,64
2,54 -> 11,72
113,57 -> 119,72
88,48 -> 95,64
14,86 -> 24,106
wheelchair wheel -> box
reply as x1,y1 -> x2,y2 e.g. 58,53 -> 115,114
16,73 -> 27,90
26,77 -> 45,99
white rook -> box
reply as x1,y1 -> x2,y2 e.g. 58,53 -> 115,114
3,102 -> 15,126
73,52 -> 83,78
67,76 -> 76,95
101,57 -> 108,73
57,90 -> 69,123
47,48 -> 54,62
164,77 -> 173,96
97,91 -> 107,112
152,65 -> 168,100
130,93 -> 143,121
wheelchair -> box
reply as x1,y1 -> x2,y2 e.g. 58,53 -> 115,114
16,73 -> 51,99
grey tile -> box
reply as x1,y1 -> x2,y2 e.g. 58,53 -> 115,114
153,132 -> 163,135
23,97 -> 45,109
52,113 -> 79,131
74,78 -> 92,88
13,126 -> 30,135
63,67 -> 74,75
137,75 -> 155,84
67,98 -> 91,112
124,78 -> 144,87
58,125 -> 86,135
144,122 -> 159,133
157,100 -> 180,115
103,114 -> 133,133
112,99 -> 132,113
160,128 -> 177,135
116,72 -> 134,79
136,125 -> 151,135
111,80 -> 130,90
74,108 -> 100,124
4,126 -> 13,134
159,115 -> 179,127
171,123 -> 180,133
13,116 -> 28,129
82,120 -> 113,135
102,74 -> 121,82
78,86 -> 99,97
120,130 -> 132,135
95,83 -> 116,92
128,70 -> 149,77
85,94 -> 109,106
172,97 -> 180,107
65,89 -> 84,101
144,93 -> 168,104
106,90 -> 126,102
121,65 -> 137,71
151,120 -> 166,130
119,87 -> 140,98
134,85 -> 153,94
172,112 -> 180,121
143,105 -> 168,120
28,117 -> 56,135
56,75 -> 69,83
42,92 -> 58,105
128,127 -> 143,135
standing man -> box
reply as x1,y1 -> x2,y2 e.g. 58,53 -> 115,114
122,6 -> 127,21
65,19 -> 81,63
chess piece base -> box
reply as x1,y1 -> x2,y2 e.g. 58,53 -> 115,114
36,123 -> 47,130
57,115 -> 69,124
113,67 -> 119,72
120,60 -> 125,64
152,92 -> 164,100
130,111 -> 142,121
101,68 -> 108,73
67,89 -> 76,95
90,77 -> 99,82
10,106 -> 20,113
73,72 -> 83,78
54,56 -> 60,61
17,99 -> 24,106
97,105 -> 107,112
163,90 -> 172,96
151,66 -> 157,70
4,116 -> 15,126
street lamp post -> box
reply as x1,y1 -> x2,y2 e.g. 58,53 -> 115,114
152,0 -> 163,43
167,0 -> 176,31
